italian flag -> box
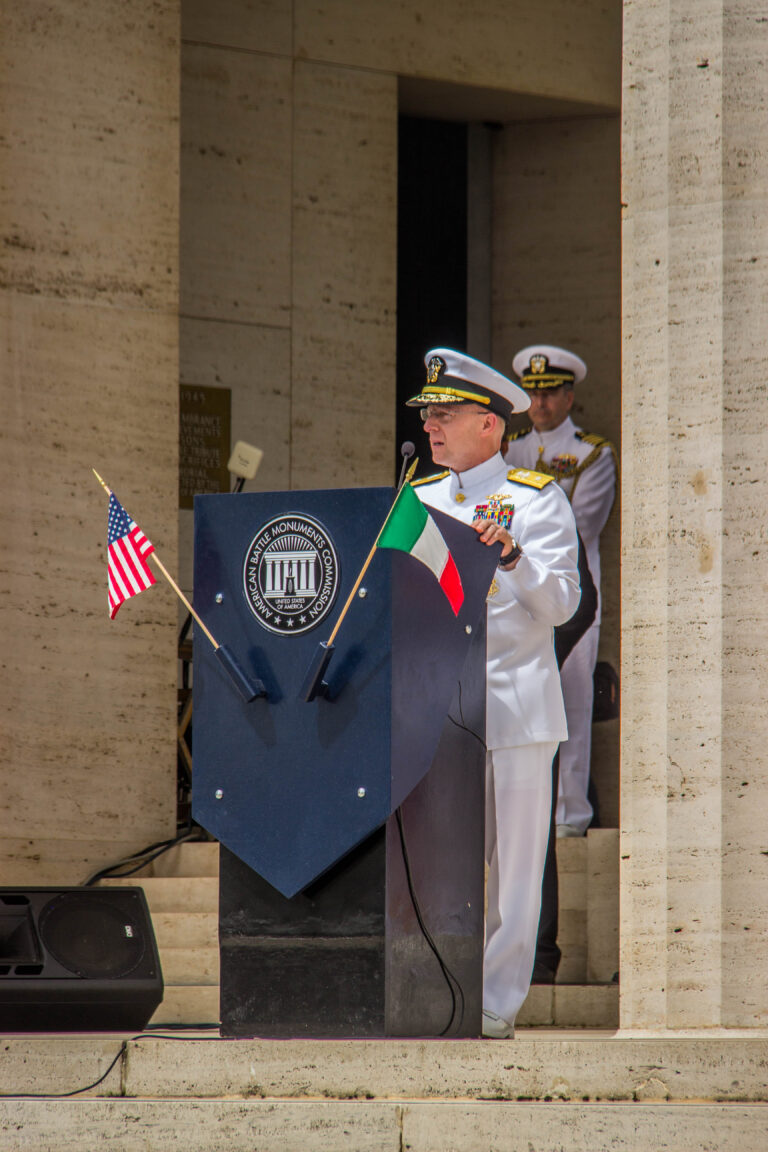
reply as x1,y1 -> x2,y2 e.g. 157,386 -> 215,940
378,482 -> 464,615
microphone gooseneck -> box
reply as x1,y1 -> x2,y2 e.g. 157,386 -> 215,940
397,441 -> 416,490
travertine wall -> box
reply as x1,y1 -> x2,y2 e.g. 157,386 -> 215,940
178,10 -> 399,592
0,0 -> 623,889
178,0 -> 621,591
492,116 -> 621,825
0,2 -> 180,883
5,0 -> 764,1036
179,0 -> 620,488
621,0 -> 768,1027
291,0 -> 620,108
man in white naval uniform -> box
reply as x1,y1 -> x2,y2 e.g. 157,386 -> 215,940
505,346 -> 617,837
407,347 -> 580,1038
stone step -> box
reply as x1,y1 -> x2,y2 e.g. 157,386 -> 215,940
518,982 -> 619,1029
146,982 -> 619,1032
151,910 -> 218,950
554,834 -> 587,978
146,840 -> 219,878
591,715 -> 620,827
98,876 -> 218,913
556,863 -> 587,910
555,829 -> 619,910
587,829 -> 620,982
96,830 -> 620,1031
157,946 -> 220,986
556,833 -> 588,874
148,984 -> 220,1027
148,982 -> 617,1032
97,876 -> 220,1025
2,1098 -> 765,1151
554,909 -> 587,982
3,1034 -> 768,1103
554,828 -> 619,985
587,826 -> 619,864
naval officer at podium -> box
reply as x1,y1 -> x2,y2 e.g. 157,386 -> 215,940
406,348 -> 580,1038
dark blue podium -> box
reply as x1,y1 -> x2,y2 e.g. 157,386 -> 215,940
192,487 -> 498,1037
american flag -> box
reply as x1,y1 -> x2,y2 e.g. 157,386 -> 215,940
107,492 -> 156,618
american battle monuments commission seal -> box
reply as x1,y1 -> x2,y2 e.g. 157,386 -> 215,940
242,513 -> 340,636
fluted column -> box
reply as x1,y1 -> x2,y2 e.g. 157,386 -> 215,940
621,0 -> 768,1028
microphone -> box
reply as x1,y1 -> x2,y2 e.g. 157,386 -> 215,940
228,440 -> 264,493
397,441 -> 416,490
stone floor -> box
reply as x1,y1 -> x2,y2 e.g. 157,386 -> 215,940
1,1031 -> 767,1151
4,842 -> 765,1149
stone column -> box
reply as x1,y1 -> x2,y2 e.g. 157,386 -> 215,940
0,1 -> 180,883
621,0 -> 768,1028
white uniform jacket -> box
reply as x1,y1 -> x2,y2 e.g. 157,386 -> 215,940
413,453 -> 580,750
504,416 -> 616,620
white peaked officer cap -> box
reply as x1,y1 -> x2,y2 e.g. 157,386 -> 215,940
512,345 -> 587,390
406,348 -> 530,420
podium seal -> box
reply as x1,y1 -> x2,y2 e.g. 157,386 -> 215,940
242,513 -> 340,635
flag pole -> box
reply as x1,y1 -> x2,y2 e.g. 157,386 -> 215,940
301,458 -> 420,701
148,553 -> 219,650
326,539 -> 379,648
93,469 -> 264,702
92,469 -> 219,650
325,458 -> 418,649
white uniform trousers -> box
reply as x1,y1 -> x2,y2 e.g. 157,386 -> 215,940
556,623 -> 600,833
483,741 -> 556,1026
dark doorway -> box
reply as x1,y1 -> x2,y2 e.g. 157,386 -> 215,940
396,118 -> 468,480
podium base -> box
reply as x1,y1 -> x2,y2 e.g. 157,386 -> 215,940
219,688 -> 485,1039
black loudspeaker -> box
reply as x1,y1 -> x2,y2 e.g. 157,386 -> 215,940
0,887 -> 163,1031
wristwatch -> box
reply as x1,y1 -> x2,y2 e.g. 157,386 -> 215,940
498,539 -> 522,570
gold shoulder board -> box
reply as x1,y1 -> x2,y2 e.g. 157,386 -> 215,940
576,431 -> 611,450
507,426 -> 532,442
411,470 -> 450,487
507,468 -> 554,489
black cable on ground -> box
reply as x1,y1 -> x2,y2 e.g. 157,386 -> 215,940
83,826 -> 207,887
129,1029 -> 221,1039
0,1041 -> 128,1099
0,1029 -> 223,1100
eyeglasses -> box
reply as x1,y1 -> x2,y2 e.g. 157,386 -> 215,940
419,405 -> 487,425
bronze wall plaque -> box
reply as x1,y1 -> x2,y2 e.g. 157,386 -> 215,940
179,385 -> 232,509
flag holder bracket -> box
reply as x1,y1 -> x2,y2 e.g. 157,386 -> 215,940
300,642 -> 335,703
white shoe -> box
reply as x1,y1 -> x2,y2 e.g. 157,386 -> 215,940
482,1009 -> 514,1039
556,823 -> 584,838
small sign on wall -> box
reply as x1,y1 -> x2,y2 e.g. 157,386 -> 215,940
179,385 -> 232,509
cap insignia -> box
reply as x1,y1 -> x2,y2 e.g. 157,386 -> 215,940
530,354 -> 549,375
426,355 -> 446,385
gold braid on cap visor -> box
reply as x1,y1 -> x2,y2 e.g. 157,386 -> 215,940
521,372 -> 574,389
408,385 -> 491,405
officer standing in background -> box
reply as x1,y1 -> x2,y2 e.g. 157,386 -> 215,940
407,348 -> 580,1038
505,346 -> 617,837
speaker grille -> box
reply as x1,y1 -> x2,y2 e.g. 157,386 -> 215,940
38,892 -> 147,979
